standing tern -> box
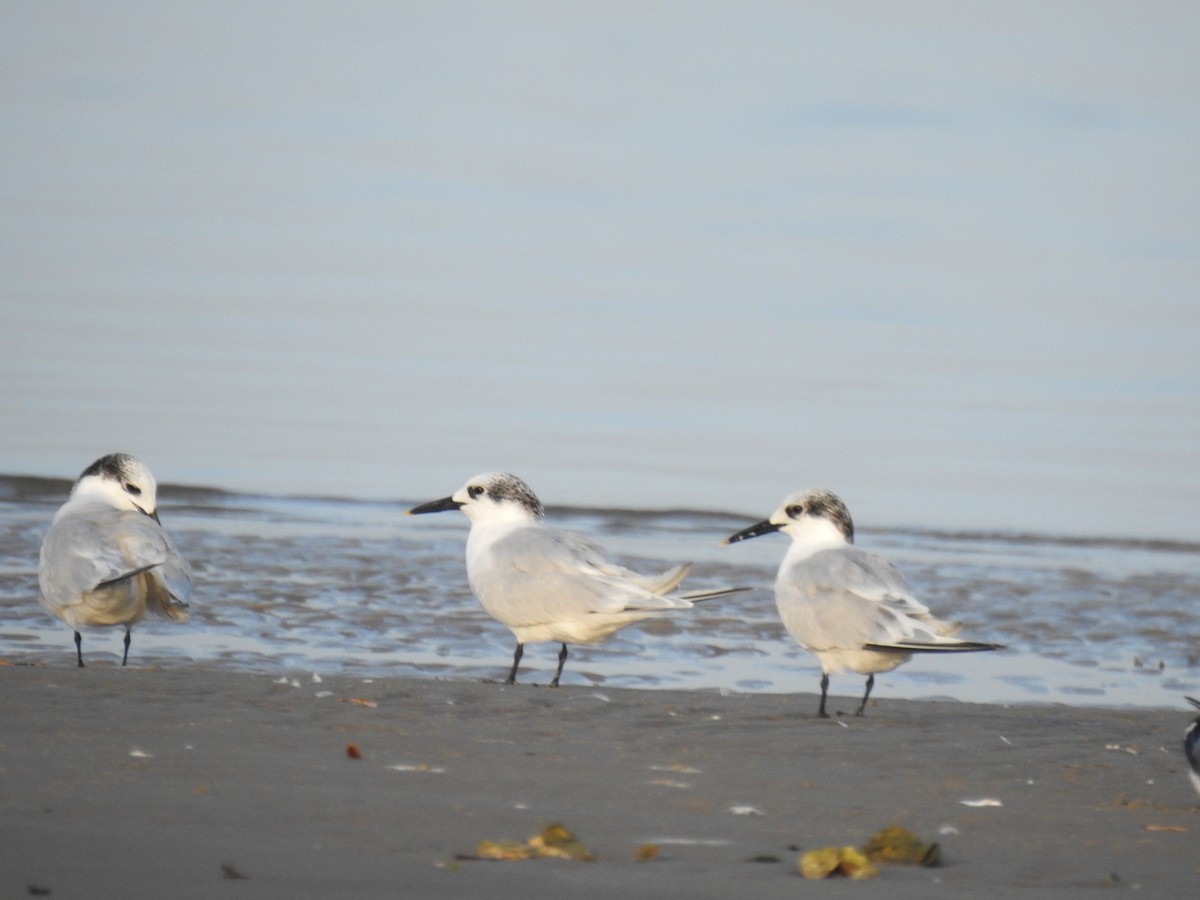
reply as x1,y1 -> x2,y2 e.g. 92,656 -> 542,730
1185,696 -> 1200,797
38,453 -> 192,667
409,471 -> 744,686
723,488 -> 1000,717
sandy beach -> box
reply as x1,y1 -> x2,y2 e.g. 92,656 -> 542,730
1,663 -> 1196,898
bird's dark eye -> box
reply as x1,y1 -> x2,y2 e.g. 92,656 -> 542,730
786,504 -> 803,518
125,483 -> 142,496
468,485 -> 485,498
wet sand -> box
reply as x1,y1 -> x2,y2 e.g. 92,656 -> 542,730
2,664 -> 1196,899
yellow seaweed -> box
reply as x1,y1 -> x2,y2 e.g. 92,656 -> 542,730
862,825 -> 941,866
474,840 -> 533,861
472,824 -> 594,862
798,845 -> 878,879
528,823 -> 595,861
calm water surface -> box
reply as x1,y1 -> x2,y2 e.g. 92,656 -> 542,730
2,475 -> 1197,710
4,5 -> 1199,542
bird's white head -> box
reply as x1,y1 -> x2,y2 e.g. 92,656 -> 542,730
71,453 -> 160,519
724,488 -> 854,547
409,472 -> 544,526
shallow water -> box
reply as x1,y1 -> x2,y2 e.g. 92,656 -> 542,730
2,475 -> 1198,709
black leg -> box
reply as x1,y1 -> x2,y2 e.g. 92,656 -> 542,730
855,673 -> 875,717
817,672 -> 830,718
74,631 -> 84,668
549,643 -> 568,688
122,628 -> 131,667
505,642 -> 524,684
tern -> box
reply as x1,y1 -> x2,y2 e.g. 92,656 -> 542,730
410,471 -> 744,686
39,453 -> 192,666
1184,696 -> 1200,797
724,487 -> 1000,717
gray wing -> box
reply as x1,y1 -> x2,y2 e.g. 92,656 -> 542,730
39,504 -> 192,610
776,546 -> 943,649
154,529 -> 194,604
471,527 -> 688,628
559,531 -> 691,593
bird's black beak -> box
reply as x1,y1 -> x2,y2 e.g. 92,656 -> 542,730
141,507 -> 161,524
408,496 -> 464,515
722,519 -> 781,545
